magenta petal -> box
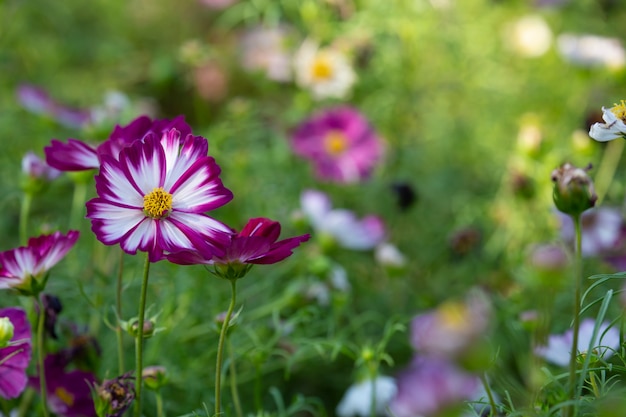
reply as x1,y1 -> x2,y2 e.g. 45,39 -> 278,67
249,234 -> 311,264
0,307 -> 32,400
240,218 -> 282,241
44,139 -> 99,171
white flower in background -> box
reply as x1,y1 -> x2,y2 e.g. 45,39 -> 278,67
294,40 -> 356,100
557,33 -> 626,70
505,15 -> 553,58
535,319 -> 620,366
375,242 -> 406,268
589,101 -> 626,142
240,25 -> 292,82
336,376 -> 397,417
300,190 -> 385,250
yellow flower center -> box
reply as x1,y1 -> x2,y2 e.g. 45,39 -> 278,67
324,131 -> 348,156
143,187 -> 173,219
55,387 -> 75,406
611,100 -> 626,121
311,56 -> 333,81
437,301 -> 467,330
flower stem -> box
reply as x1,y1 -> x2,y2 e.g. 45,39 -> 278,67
134,254 -> 151,417
479,373 -> 497,417
566,215 -> 583,417
35,297 -> 49,417
69,182 -> 87,231
156,391 -> 164,417
215,279 -> 237,417
19,193 -> 32,246
116,249 -> 125,375
228,338 -> 243,417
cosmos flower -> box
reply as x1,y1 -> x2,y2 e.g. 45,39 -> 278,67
166,217 -> 310,279
22,152 -> 61,182
535,318 -> 620,367
16,84 -> 92,129
86,129 -> 233,262
389,356 -> 480,417
291,107 -> 384,183
0,231 -> 80,295
95,372 -> 135,417
589,101 -> 626,142
44,115 -> 192,172
300,190 -> 385,250
0,307 -> 32,400
30,353 -> 97,417
336,376 -> 397,417
557,207 -> 623,257
410,290 -> 491,359
294,40 -> 356,100
239,25 -> 293,82
557,34 -> 626,70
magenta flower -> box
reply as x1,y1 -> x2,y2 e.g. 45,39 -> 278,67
16,84 -> 92,129
86,129 -> 233,262
166,217 -> 310,279
291,107 -> 384,183
22,152 -> 62,182
30,353 -> 97,417
0,231 -> 80,295
45,115 -> 192,172
0,307 -> 32,399
300,190 -> 385,250
390,356 -> 479,417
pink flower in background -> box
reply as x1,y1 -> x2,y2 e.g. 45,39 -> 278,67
240,25 -> 293,82
0,231 -> 80,295
16,84 -> 92,129
300,190 -> 385,250
410,290 -> 491,358
198,0 -> 237,9
535,319 -> 620,366
291,107 -> 384,183
22,152 -> 62,182
390,356 -> 479,417
167,217 -> 310,279
557,207 -> 623,257
86,130 -> 233,262
0,307 -> 32,399
30,353 -> 97,417
45,115 -> 192,172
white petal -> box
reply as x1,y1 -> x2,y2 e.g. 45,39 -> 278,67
90,202 -> 147,243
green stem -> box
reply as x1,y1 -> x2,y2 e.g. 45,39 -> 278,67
480,373 -> 497,417
134,254 -> 151,417
215,279 -> 238,417
35,297 -> 49,417
228,338 -> 243,417
116,249 -> 125,375
566,215 -> 583,417
594,139 -> 624,205
69,181 -> 87,231
156,391 -> 164,417
20,193 -> 32,246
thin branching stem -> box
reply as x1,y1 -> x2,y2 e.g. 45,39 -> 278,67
134,253 -> 151,417
215,279 -> 238,416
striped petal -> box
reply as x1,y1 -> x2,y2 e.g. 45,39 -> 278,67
86,199 -> 147,245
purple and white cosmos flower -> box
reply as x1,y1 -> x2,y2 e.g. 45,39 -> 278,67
86,129 -> 233,262
300,190 -> 385,250
390,356 -> 480,417
45,115 -> 192,172
0,231 -> 80,295
535,318 -> 620,367
0,307 -> 32,399
291,107 -> 384,183
167,217 -> 310,279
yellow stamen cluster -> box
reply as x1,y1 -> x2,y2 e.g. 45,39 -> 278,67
611,100 -> 626,121
437,301 -> 467,330
311,56 -> 333,80
55,387 -> 75,406
324,131 -> 348,156
143,187 -> 173,219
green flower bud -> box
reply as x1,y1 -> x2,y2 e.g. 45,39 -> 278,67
0,317 -> 14,348
551,163 -> 597,217
143,366 -> 168,391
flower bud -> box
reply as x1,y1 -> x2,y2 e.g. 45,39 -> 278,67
0,317 -> 14,348
551,163 -> 597,217
95,373 -> 135,417
142,366 -> 168,391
